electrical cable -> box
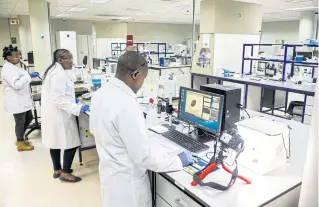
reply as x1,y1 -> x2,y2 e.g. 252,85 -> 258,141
266,125 -> 291,159
243,109 -> 251,118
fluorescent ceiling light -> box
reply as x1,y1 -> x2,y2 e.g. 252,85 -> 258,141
68,7 -> 89,12
136,13 -> 152,16
90,0 -> 112,3
56,13 -> 72,17
285,7 -> 318,11
108,16 -> 131,20
58,4 -> 74,7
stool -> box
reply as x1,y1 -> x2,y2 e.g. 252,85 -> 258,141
287,101 -> 304,117
25,94 -> 41,140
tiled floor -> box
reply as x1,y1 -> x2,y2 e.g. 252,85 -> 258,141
0,85 -> 101,207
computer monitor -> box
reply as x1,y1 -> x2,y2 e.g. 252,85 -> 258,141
178,87 -> 224,135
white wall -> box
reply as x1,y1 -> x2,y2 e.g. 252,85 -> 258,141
260,20 -> 300,53
18,15 -> 33,59
93,22 -> 127,38
50,19 -> 93,35
127,22 -> 199,46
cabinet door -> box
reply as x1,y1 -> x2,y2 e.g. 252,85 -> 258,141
156,194 -> 171,207
156,174 -> 202,207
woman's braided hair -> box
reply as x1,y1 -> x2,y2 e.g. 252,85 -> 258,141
43,49 -> 70,80
2,45 -> 18,60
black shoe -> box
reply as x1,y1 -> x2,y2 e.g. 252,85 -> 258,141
53,169 -> 73,179
59,174 -> 82,183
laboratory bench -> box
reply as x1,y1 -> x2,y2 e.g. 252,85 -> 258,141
148,109 -> 309,207
77,102 -> 310,207
191,73 -> 316,124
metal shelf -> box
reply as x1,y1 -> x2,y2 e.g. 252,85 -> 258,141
111,42 -> 171,59
242,43 -> 318,80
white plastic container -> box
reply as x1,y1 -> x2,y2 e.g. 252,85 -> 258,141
236,117 -> 290,175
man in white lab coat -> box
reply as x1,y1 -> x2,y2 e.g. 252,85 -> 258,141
90,51 -> 194,207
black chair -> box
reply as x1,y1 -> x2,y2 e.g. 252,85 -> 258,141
25,94 -> 41,140
287,101 -> 304,117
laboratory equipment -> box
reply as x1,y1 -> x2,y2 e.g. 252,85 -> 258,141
162,93 -> 175,130
27,52 -> 34,64
236,117 -> 291,174
161,130 -> 209,153
178,87 -> 224,135
295,55 -> 304,62
81,93 -> 92,100
56,31 -> 78,64
158,78 -> 176,99
93,58 -> 106,69
265,63 -> 277,77
173,44 -> 187,56
200,84 -> 241,131
159,57 -> 170,67
191,129 -> 250,191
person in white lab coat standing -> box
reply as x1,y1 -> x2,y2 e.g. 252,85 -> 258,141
90,51 -> 195,207
41,49 -> 90,183
1,45 -> 39,151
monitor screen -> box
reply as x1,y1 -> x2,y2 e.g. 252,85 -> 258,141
178,87 -> 224,135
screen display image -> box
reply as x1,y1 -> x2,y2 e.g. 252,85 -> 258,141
179,88 -> 223,134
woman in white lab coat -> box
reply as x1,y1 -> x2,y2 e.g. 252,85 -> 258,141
41,49 -> 89,183
1,45 -> 38,152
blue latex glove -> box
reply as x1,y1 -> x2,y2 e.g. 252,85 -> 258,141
178,151 -> 197,167
80,105 -> 90,113
30,72 -> 40,78
75,98 -> 79,104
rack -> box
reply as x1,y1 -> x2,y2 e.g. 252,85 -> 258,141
241,43 -> 318,80
111,42 -> 173,60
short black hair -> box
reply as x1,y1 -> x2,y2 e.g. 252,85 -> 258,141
116,51 -> 148,78
2,45 -> 18,60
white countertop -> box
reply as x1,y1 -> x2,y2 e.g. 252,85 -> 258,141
143,108 -> 310,207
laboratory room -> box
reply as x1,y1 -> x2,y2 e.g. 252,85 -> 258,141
0,0 -> 318,206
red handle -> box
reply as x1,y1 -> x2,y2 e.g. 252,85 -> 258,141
222,165 -> 252,184
191,163 -> 217,186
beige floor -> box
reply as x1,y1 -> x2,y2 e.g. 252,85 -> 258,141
0,85 -> 102,207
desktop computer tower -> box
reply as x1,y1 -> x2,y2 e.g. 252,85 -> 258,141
200,84 -> 241,131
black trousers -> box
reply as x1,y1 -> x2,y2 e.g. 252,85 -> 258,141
50,147 -> 77,173
13,110 -> 33,141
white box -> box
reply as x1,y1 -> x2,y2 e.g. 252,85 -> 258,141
236,117 -> 290,175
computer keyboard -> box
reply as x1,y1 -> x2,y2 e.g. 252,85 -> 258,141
162,130 -> 210,153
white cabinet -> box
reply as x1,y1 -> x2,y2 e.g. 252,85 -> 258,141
156,174 -> 202,207
156,195 -> 171,207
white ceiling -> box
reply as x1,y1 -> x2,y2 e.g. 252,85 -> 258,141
0,0 -> 318,24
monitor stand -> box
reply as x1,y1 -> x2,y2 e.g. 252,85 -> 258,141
190,128 -> 216,143
162,124 -> 176,130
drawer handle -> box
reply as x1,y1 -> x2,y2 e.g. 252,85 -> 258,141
175,198 -> 189,207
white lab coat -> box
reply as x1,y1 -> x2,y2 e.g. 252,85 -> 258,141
90,78 -> 183,207
1,61 -> 33,114
41,63 -> 82,149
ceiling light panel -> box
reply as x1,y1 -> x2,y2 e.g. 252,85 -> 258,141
90,0 -> 113,4
68,7 -> 89,12
58,4 -> 74,7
